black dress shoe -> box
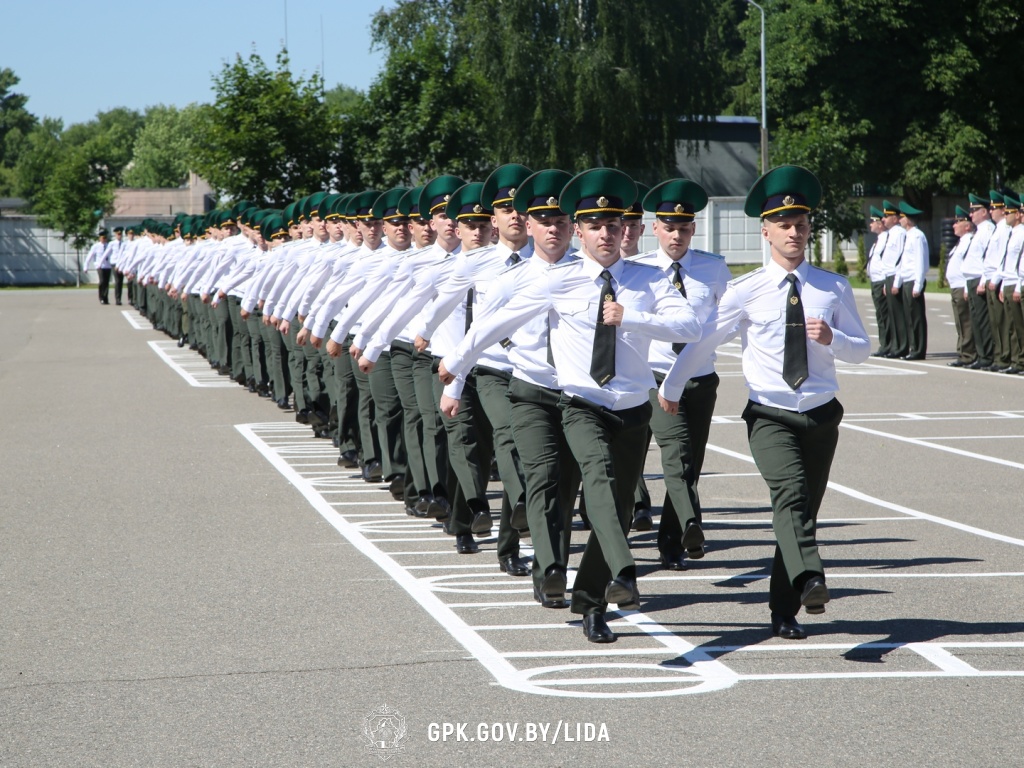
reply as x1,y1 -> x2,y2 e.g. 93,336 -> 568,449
455,533 -> 479,554
276,397 -> 291,410
799,575 -> 830,615
510,499 -> 528,531
771,613 -> 807,640
946,360 -> 966,367
338,450 -> 360,469
362,460 -> 383,483
870,349 -> 887,358
682,521 -> 706,559
604,576 -> 640,611
247,379 -> 257,393
388,475 -> 406,501
470,509 -> 493,535
533,583 -> 567,609
659,552 -> 687,571
967,360 -> 987,370
498,554 -> 530,577
295,409 -> 310,424
582,613 -> 616,643
632,504 -> 653,532
177,336 -> 186,348
429,496 -> 451,521
540,567 -> 567,601
413,494 -> 432,517
404,504 -> 418,517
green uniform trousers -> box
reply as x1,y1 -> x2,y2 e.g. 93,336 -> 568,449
390,342 -> 429,495
432,363 -> 491,535
870,280 -> 894,355
349,335 -> 381,464
987,284 -> 1009,366
649,371 -> 718,558
508,378 -> 581,593
742,398 -> 842,617
901,282 -> 927,358
415,352 -> 450,500
474,367 -> 526,560
330,327 -> 360,458
950,285 -> 976,364
367,350 -> 410,492
561,396 -> 651,616
966,277 -> 993,364
884,275 -> 908,357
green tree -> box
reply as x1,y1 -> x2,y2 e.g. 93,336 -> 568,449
13,118 -> 64,207
123,104 -> 201,188
0,68 -> 39,197
190,50 -> 342,205
35,141 -> 115,279
324,84 -> 365,121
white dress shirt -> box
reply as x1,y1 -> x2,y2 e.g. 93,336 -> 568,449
443,255 -> 700,411
945,232 -> 973,292
962,219 -> 994,280
660,259 -> 870,413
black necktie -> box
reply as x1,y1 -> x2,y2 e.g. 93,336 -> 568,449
590,269 -> 616,385
783,273 -> 808,390
670,261 -> 688,355
509,251 -> 521,264
464,288 -> 474,333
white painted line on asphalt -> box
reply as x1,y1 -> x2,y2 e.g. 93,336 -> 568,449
906,644 -> 981,675
121,310 -> 150,329
506,641 -> 1024,658
236,422 -> 648,699
147,340 -> 237,388
329,501 -> 404,506
916,434 -> 1024,441
841,422 -> 1024,471
706,443 -> 1024,548
636,571 -> 1024,583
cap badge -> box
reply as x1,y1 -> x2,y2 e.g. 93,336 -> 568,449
674,203 -> 684,214
369,208 -> 375,217
783,195 -> 795,206
546,196 -> 558,207
443,194 -> 450,202
472,204 -> 482,214
508,187 -> 517,196
597,196 -> 609,208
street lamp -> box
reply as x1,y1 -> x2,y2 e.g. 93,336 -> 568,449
743,0 -> 768,174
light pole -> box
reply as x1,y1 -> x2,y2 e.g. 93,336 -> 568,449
743,0 -> 768,174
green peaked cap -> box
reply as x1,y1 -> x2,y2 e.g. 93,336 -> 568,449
744,165 -> 822,218
399,186 -> 426,219
346,190 -> 382,219
968,193 -> 990,209
898,200 -> 924,217
643,178 -> 709,222
512,169 -> 574,215
869,205 -> 884,220
881,199 -> 900,216
989,190 -> 1005,207
558,168 -> 637,218
445,182 -> 492,221
328,193 -> 353,219
954,205 -> 970,220
319,193 -> 343,220
373,187 -> 411,221
419,175 -> 466,217
624,182 -> 649,219
482,163 -> 533,208
1004,194 -> 1021,211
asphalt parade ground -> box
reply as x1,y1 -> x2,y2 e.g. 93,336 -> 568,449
2,286 -> 1023,767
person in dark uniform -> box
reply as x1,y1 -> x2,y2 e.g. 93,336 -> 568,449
659,165 -> 870,640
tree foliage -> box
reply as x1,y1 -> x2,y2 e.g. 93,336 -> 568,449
123,104 -> 201,188
0,68 -> 39,197
189,50 -> 342,205
729,0 -> 1024,234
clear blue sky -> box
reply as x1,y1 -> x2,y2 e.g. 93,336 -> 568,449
6,0 -> 393,127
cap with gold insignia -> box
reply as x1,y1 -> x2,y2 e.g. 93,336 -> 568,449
265,213 -> 288,240
346,190 -> 383,221
304,192 -> 330,221
898,200 -> 924,217
989,190 -> 1005,209
643,178 -> 709,222
954,205 -> 970,221
398,186 -> 427,222
622,182 -> 649,220
482,164 -> 533,209
320,193 -> 344,221
373,188 -> 411,223
512,169 -> 574,217
968,193 -> 990,210
419,175 -> 466,217
1004,194 -> 1021,213
869,205 -> 884,221
881,199 -> 900,217
283,202 -> 299,228
558,168 -> 637,220
445,182 -> 492,221
744,165 -> 822,218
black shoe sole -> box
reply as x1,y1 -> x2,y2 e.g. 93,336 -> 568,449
801,582 -> 830,615
470,512 -> 493,535
604,581 -> 639,611
682,524 -> 706,559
